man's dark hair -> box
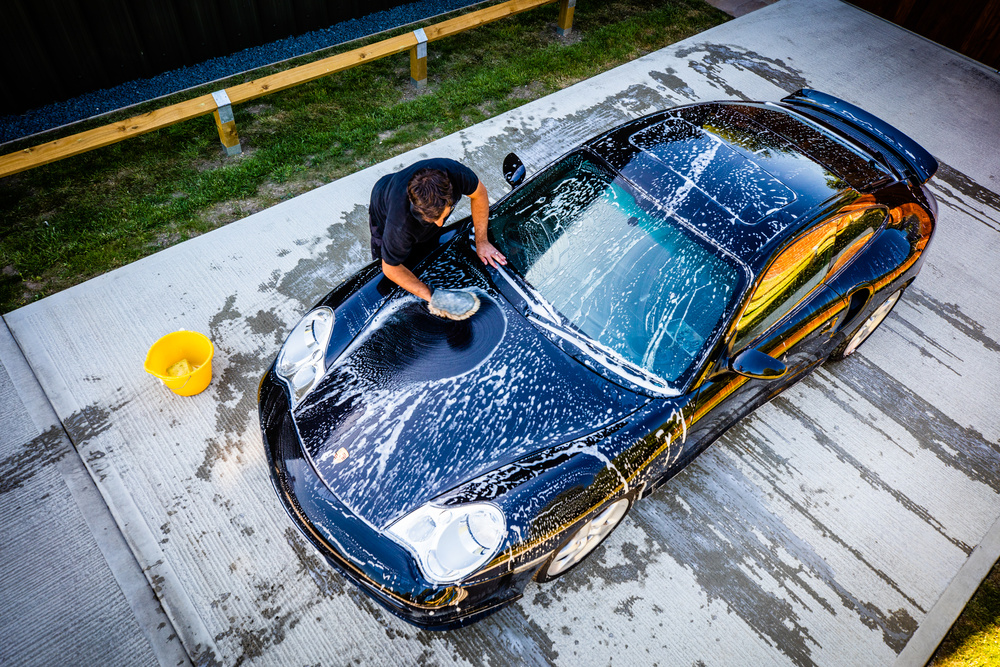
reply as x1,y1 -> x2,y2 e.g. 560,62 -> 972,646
408,168 -> 454,222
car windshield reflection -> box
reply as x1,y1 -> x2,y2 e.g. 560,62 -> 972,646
489,152 -> 745,390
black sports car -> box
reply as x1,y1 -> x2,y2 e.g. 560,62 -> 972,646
258,89 -> 937,629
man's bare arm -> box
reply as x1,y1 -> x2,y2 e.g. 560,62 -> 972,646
382,260 -> 433,301
468,181 -> 507,268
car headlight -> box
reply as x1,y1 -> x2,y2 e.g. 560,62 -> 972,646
275,307 -> 334,406
388,503 -> 506,584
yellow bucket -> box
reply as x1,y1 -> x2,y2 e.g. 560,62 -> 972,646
144,330 -> 214,396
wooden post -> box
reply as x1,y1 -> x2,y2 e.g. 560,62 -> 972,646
557,0 -> 575,36
0,0 -> 561,177
211,90 -> 242,156
410,28 -> 428,88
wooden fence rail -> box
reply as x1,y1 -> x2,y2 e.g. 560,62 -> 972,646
0,0 -> 572,179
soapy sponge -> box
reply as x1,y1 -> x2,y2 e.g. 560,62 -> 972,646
167,358 -> 193,377
428,289 -> 480,321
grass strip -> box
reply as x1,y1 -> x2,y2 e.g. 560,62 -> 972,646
930,559 -> 1000,667
0,0 -> 728,313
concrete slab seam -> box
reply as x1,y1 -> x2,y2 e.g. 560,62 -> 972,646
895,511 -> 1000,667
0,315 -> 210,667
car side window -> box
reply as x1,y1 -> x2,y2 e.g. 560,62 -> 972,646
733,219 -> 838,351
829,207 -> 886,276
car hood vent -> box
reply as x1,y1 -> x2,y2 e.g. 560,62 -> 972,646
291,278 -> 647,530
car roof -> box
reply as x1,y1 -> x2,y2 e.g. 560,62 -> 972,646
585,101 -> 880,273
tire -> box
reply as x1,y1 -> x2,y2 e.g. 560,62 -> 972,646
830,287 -> 905,361
535,497 -> 631,583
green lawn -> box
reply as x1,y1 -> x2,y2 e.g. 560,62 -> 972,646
0,0 -> 728,314
930,559 -> 1000,667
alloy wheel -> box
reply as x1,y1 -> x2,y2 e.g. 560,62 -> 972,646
843,288 -> 903,357
539,498 -> 630,580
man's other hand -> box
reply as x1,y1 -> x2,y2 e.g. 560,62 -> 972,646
476,240 -> 507,268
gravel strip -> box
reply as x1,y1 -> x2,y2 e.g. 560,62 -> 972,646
0,0 -> 484,146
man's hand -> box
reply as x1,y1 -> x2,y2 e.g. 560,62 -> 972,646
468,180 -> 506,268
476,239 -> 507,268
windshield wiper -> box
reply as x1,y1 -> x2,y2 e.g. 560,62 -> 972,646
489,261 -> 561,323
485,246 -> 678,396
527,314 -> 678,397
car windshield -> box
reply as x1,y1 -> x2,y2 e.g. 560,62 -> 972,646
489,152 -> 745,389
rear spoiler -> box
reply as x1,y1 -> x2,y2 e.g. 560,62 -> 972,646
781,89 -> 938,184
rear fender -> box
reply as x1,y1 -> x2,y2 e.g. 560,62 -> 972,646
827,228 -> 911,292
825,227 -> 915,332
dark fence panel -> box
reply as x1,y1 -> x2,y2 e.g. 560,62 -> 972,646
848,0 -> 1000,70
0,0 -> 411,115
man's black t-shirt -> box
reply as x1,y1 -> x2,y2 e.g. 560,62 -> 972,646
369,157 -> 479,266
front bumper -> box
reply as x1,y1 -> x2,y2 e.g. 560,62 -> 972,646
258,368 -> 530,629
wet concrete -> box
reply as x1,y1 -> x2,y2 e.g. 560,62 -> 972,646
0,321 -> 186,667
2,0 -> 999,664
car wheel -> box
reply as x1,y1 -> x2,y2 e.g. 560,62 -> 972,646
830,287 -> 904,361
535,497 -> 631,583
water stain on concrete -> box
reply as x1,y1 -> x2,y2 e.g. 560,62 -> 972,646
197,295 -> 272,481
284,527 -> 410,644
245,309 -> 286,347
773,392 -> 972,554
818,358 -> 1000,494
0,424 -> 66,494
62,400 -> 127,447
287,523 -> 562,664
649,68 -> 698,101
284,528 -> 346,599
930,161 -> 1000,232
1,400 -> 131,489
609,82 -> 677,117
257,269 -> 282,294
626,423 -> 920,666
275,206 -> 371,309
613,595 -> 643,619
209,571 -> 302,665
246,310 -> 283,340
674,43 -> 809,98
428,606 -> 559,667
188,644 -> 223,667
907,287 -> 1000,355
208,295 -> 241,334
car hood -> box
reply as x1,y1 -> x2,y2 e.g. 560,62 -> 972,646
291,249 -> 647,529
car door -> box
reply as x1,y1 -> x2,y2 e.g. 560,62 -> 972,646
681,216 -> 849,450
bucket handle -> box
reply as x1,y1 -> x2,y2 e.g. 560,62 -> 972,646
158,359 -> 198,390
161,374 -> 193,390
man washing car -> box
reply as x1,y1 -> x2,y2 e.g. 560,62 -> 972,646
368,157 -> 506,320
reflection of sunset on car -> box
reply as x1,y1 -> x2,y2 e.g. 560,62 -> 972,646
259,89 -> 937,629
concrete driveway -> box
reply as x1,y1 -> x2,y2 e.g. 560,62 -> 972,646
2,0 -> 999,664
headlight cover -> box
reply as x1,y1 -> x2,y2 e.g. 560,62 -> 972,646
388,503 -> 506,584
275,307 -> 334,406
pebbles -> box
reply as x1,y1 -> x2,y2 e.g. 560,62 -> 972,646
0,0 -> 481,145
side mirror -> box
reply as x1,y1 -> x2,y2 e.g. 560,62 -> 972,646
730,349 -> 786,379
503,153 -> 526,189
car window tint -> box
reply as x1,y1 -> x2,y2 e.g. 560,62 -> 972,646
629,118 -> 796,224
829,207 -> 885,276
489,153 -> 744,386
734,218 -> 838,350
726,103 -> 887,189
